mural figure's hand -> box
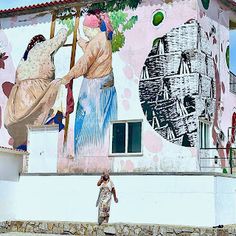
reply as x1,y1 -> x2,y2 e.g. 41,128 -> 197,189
61,77 -> 69,86
114,197 -> 118,203
77,28 -> 81,41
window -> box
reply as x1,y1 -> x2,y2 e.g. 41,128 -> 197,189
199,121 -> 210,149
110,121 -> 142,155
230,72 -> 236,94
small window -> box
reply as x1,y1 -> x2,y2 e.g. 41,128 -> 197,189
111,121 -> 142,155
199,121 -> 210,149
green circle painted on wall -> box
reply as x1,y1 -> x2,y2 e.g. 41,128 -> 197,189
201,0 -> 210,10
226,45 -> 230,68
152,10 -> 165,27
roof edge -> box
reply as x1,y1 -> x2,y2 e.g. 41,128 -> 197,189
0,0 -> 106,18
0,146 -> 28,155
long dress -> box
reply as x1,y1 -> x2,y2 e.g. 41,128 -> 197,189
4,29 -> 67,148
97,180 -> 115,222
64,32 -> 117,158
74,73 -> 117,156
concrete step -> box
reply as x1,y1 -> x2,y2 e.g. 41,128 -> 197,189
0,234 -> 64,236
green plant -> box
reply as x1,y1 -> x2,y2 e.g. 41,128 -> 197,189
89,0 -> 141,52
223,168 -> 228,174
109,10 -> 138,52
226,45 -> 230,69
58,8 -> 76,36
59,17 -> 75,36
89,0 -> 142,12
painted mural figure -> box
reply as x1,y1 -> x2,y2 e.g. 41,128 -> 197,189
4,28 -> 67,148
96,172 -> 118,225
62,11 -> 117,158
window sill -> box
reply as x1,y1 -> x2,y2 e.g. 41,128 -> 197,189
109,153 -> 143,157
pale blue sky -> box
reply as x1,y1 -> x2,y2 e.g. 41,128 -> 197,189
0,0 -> 49,10
230,30 -> 236,75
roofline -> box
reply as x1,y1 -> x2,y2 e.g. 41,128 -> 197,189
0,0 -> 106,18
0,146 -> 28,155
0,0 -> 235,19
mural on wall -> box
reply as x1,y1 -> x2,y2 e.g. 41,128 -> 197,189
0,0 -> 140,167
139,19 -> 215,147
0,42 -> 8,70
61,10 -> 118,158
197,0 -> 236,170
0,0 -> 236,173
4,29 -> 67,149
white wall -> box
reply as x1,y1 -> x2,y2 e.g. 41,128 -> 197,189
215,176 -> 236,225
27,126 -> 59,173
0,152 -> 23,181
0,181 -> 17,221
0,174 -> 226,226
0,151 -> 24,221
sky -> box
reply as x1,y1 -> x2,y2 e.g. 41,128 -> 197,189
0,0 -> 49,10
230,30 -> 236,75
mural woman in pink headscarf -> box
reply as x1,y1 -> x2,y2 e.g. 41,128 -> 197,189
62,10 -> 117,158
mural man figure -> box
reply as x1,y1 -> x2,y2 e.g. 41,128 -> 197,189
61,10 -> 117,159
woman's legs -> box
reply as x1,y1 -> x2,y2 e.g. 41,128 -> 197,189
98,216 -> 104,225
104,216 -> 109,223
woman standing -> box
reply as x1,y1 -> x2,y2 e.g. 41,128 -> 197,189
61,10 -> 117,158
96,172 -> 118,225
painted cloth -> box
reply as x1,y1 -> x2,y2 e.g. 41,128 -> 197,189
97,180 -> 115,220
83,12 -> 113,40
63,32 -> 112,81
74,73 -> 117,157
4,28 -> 67,148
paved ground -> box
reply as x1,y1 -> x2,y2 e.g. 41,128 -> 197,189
0,234 -> 65,236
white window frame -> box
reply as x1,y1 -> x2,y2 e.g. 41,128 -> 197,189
199,120 -> 211,149
109,119 -> 143,157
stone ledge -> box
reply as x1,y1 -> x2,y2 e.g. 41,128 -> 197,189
1,221 -> 236,236
20,172 -> 236,178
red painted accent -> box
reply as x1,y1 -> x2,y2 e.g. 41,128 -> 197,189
65,80 -> 74,116
2,81 -> 14,98
231,112 -> 236,143
0,106 -> 2,129
221,81 -> 225,94
226,141 -> 231,157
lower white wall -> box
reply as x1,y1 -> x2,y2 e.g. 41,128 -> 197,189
0,175 -> 220,226
215,176 -> 236,225
0,152 -> 23,181
0,181 -> 17,221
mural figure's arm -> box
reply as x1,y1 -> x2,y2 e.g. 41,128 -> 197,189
62,39 -> 99,84
77,30 -> 89,52
43,28 -> 68,54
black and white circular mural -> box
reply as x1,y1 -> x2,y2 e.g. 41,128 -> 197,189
139,19 -> 215,147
